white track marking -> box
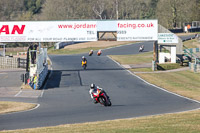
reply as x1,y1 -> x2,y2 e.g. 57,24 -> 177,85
107,55 -> 200,106
0,103 -> 40,116
40,89 -> 44,97
14,90 -> 22,97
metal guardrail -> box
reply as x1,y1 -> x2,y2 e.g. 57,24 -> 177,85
183,45 -> 200,64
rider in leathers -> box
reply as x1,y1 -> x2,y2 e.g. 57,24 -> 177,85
81,56 -> 87,66
89,83 -> 109,104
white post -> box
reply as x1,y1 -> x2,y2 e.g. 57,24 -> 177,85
171,46 -> 176,63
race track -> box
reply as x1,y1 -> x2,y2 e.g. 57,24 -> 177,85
0,40 -> 200,130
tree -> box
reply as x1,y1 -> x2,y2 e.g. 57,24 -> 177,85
156,0 -> 197,28
0,0 -> 25,20
92,0 -> 105,19
24,0 -> 44,14
146,0 -> 158,19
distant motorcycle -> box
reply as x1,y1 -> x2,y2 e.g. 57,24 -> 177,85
97,49 -> 102,56
89,50 -> 93,56
81,60 -> 87,69
139,45 -> 144,52
92,89 -> 111,106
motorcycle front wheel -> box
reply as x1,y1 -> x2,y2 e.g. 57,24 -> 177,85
99,97 -> 107,106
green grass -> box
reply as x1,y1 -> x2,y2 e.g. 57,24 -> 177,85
109,52 -> 153,65
5,51 -> 18,56
137,70 -> 200,101
47,42 -> 136,55
0,101 -> 36,114
1,109 -> 200,133
48,47 -> 102,55
157,63 -> 183,70
183,38 -> 200,49
130,68 -> 153,72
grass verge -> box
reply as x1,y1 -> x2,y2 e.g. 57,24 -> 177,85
48,41 -> 136,55
48,47 -> 103,55
157,63 -> 183,70
0,101 -> 36,114
109,52 -> 153,64
136,70 -> 200,101
1,110 -> 200,133
183,39 -> 200,49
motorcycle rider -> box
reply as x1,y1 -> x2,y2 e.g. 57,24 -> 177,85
89,49 -> 93,56
97,49 -> 102,56
81,56 -> 87,66
139,45 -> 144,52
89,83 -> 109,104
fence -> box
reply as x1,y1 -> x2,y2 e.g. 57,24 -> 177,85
0,57 -> 27,69
189,62 -> 200,72
0,51 -> 5,56
0,57 -> 18,69
184,48 -> 200,54
18,58 -> 27,68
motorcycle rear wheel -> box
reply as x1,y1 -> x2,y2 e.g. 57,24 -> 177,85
107,99 -> 112,106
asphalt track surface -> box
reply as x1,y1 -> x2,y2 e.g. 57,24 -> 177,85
1,35 -> 200,130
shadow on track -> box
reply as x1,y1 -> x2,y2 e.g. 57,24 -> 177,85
54,68 -> 126,72
44,67 -> 127,90
44,70 -> 62,89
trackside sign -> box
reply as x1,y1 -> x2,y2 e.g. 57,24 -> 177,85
0,21 -> 97,42
117,20 -> 158,41
0,20 -> 158,42
158,33 -> 178,44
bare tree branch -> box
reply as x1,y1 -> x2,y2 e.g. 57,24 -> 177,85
92,0 -> 105,20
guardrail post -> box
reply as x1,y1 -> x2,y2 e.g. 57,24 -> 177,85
194,63 -> 197,72
152,60 -> 157,71
189,62 -> 191,70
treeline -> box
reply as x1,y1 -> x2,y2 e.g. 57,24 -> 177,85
0,0 -> 199,29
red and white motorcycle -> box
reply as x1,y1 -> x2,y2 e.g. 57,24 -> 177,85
92,89 -> 111,106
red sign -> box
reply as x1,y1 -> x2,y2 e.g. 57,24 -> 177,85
0,25 -> 25,35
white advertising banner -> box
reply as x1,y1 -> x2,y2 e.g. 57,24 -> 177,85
158,33 -> 178,44
117,20 -> 158,41
0,21 -> 97,42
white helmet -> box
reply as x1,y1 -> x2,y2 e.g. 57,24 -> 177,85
90,83 -> 95,89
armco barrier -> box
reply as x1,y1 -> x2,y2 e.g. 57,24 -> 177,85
28,47 -> 48,90
36,64 -> 48,89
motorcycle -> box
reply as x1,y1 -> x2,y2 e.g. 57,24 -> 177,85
92,89 -> 111,106
81,60 -> 87,69
89,50 -> 93,56
139,45 -> 144,52
97,49 -> 102,56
